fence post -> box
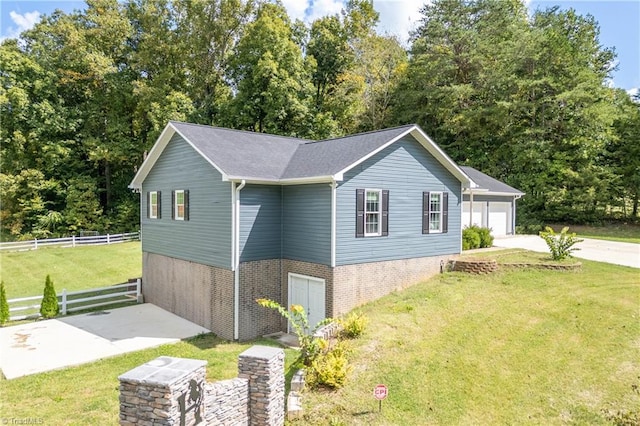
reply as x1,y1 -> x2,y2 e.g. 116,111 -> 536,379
72,235 -> 76,248
61,289 -> 67,315
136,278 -> 143,303
34,238 -> 38,250
107,234 -> 110,244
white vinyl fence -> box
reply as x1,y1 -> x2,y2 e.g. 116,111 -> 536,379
0,231 -> 140,251
8,279 -> 141,321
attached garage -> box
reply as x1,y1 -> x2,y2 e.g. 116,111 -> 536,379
460,166 -> 524,236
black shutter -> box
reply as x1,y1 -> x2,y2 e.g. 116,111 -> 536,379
356,189 -> 365,237
184,190 -> 190,221
146,192 -> 150,219
157,191 -> 162,219
442,192 -> 448,233
381,190 -> 389,236
171,190 -> 175,220
422,192 -> 430,234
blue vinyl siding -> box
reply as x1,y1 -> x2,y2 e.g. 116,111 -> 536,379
336,135 -> 462,265
141,134 -> 232,269
239,185 -> 282,261
282,184 -> 331,265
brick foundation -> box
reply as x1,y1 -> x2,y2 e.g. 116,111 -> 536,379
238,259 -> 283,341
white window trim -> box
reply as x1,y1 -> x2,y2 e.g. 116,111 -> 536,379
174,190 -> 185,221
364,189 -> 382,237
429,191 -> 443,234
149,191 -> 158,219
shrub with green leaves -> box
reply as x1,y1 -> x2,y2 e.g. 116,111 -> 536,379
40,275 -> 60,319
306,341 -> 352,389
0,281 -> 10,326
256,298 -> 331,365
338,311 -> 368,339
477,226 -> 494,248
539,226 -> 583,261
463,226 -> 481,250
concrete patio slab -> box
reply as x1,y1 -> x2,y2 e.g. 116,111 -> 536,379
0,303 -> 209,379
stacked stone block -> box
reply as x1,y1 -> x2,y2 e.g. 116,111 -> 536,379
238,346 -> 285,426
451,259 -> 498,274
204,378 -> 249,425
119,357 -> 207,426
119,346 -> 285,425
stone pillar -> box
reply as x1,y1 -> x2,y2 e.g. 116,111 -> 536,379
119,356 -> 207,426
238,345 -> 285,426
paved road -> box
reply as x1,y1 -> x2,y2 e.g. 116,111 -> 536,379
494,235 -> 639,268
0,303 -> 209,379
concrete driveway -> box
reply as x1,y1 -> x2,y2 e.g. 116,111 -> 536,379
0,303 -> 209,379
494,235 -> 639,268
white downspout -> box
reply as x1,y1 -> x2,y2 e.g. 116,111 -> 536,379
469,190 -> 474,227
234,179 -> 246,341
330,180 -> 337,268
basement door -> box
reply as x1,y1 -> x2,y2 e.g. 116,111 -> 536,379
288,273 -> 326,333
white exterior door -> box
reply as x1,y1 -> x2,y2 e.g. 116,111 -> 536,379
488,202 -> 511,236
288,273 -> 326,332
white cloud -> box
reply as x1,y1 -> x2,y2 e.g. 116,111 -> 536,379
281,0 -> 310,22
627,87 -> 639,99
375,0 -> 425,43
2,10 -> 41,41
306,0 -> 344,22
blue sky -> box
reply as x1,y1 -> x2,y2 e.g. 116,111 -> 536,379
1,0 -> 638,94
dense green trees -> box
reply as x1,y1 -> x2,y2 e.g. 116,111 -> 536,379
0,0 -> 636,240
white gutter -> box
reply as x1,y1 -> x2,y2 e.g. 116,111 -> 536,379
233,179 -> 246,341
330,180 -> 337,267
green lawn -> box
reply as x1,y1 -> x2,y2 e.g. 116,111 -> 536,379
0,335 -> 300,424
0,242 -> 142,299
299,259 -> 639,425
1,255 -> 637,425
546,223 -> 640,244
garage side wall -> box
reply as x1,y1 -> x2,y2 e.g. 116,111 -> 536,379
142,252 -> 235,340
238,259 -> 283,341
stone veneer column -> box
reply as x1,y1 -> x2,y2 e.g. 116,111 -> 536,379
237,345 -> 285,426
119,356 -> 207,426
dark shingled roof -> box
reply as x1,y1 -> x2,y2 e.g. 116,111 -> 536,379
460,166 -> 524,195
172,121 -> 415,180
171,121 -> 305,180
281,125 -> 415,179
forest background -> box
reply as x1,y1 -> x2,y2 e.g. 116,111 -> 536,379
1,0 -> 638,240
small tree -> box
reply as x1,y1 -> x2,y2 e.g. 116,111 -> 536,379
539,226 -> 583,261
256,298 -> 331,365
40,275 -> 60,319
0,281 -> 10,326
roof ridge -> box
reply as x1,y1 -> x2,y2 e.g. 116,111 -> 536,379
169,121 -> 310,143
301,124 -> 416,145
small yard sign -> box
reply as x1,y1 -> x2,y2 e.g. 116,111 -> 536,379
374,384 -> 388,412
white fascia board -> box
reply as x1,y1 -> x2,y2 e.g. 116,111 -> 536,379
128,122 -> 229,190
407,127 -> 477,189
463,190 -> 524,197
226,175 -> 337,185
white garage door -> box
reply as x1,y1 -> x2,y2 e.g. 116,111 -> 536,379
288,273 -> 326,332
488,202 -> 511,236
462,201 -> 485,228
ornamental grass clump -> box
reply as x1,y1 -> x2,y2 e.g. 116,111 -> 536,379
539,226 -> 583,261
40,275 -> 60,319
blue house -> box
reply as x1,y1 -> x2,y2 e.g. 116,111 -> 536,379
130,122 -> 478,340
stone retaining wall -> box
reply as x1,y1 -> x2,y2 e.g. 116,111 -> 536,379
501,262 -> 582,271
119,346 -> 284,426
450,259 -> 498,274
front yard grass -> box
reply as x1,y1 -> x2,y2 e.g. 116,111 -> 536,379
0,255 -> 637,425
547,223 -> 640,244
0,242 -> 142,298
462,248 -> 582,265
299,258 -> 639,425
0,334 -> 299,424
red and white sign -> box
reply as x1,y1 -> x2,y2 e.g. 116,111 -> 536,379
374,384 -> 388,400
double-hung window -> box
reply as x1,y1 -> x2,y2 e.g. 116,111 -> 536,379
172,190 -> 189,221
365,190 -> 382,236
147,191 -> 161,219
423,191 -> 448,234
356,189 -> 389,237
